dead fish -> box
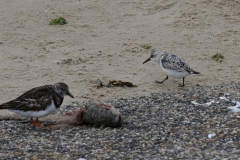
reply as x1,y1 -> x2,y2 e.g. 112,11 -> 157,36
82,100 -> 123,127
45,99 -> 123,130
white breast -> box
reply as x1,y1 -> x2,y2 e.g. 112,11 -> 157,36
9,100 -> 57,118
160,63 -> 190,78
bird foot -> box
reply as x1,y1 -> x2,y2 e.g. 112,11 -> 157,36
178,84 -> 185,87
155,80 -> 164,84
35,118 -> 42,127
34,124 -> 42,127
45,125 -> 52,129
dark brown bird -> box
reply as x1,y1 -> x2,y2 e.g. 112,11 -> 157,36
0,82 -> 74,127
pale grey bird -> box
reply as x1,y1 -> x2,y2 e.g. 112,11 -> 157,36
143,50 -> 200,87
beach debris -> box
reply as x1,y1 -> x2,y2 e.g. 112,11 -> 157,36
45,100 -> 123,130
82,100 -> 123,127
90,79 -> 111,88
49,17 -> 67,25
90,79 -> 138,88
110,80 -> 138,87
208,133 -> 216,139
57,58 -> 86,65
140,45 -> 152,50
212,53 -> 224,62
227,101 -> 240,113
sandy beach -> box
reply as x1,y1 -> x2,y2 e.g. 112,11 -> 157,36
0,0 -> 240,106
1,1 -> 240,159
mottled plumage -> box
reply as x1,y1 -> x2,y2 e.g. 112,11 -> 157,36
143,50 -> 200,87
0,82 -> 74,127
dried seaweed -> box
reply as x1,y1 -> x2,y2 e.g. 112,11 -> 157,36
49,17 -> 67,25
212,53 -> 224,62
140,45 -> 152,50
90,79 -> 138,88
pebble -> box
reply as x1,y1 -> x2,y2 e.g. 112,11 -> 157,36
0,82 -> 240,159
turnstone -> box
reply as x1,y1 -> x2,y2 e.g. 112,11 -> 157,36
0,82 -> 74,127
143,50 -> 200,87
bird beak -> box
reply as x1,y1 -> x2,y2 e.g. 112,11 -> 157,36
66,91 -> 74,98
143,57 -> 151,64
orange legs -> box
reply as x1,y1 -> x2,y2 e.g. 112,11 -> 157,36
30,118 -> 42,127
35,118 -> 42,126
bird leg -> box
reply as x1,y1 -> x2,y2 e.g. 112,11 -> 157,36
30,118 -> 37,127
35,118 -> 42,127
30,118 -> 42,127
156,75 -> 168,84
178,78 -> 185,87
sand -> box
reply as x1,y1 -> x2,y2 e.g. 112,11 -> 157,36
0,0 -> 240,106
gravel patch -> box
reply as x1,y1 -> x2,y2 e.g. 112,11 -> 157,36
1,82 -> 240,159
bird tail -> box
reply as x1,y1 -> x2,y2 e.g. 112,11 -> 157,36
0,105 -> 8,110
192,70 -> 200,75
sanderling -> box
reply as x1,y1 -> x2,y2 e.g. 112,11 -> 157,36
0,82 -> 74,127
143,50 -> 200,87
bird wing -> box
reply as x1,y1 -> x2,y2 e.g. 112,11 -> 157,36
0,85 -> 53,111
160,53 -> 193,73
